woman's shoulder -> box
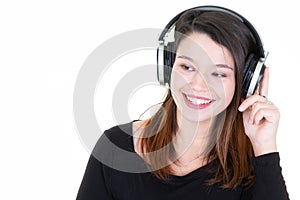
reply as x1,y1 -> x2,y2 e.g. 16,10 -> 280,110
100,121 -> 136,152
92,120 -> 149,173
103,120 -> 147,151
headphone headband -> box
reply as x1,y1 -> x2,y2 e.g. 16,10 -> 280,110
158,5 -> 265,58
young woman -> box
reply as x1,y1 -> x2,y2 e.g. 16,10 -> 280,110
76,6 -> 289,200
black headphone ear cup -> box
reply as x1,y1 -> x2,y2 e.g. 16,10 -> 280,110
242,53 -> 259,98
163,42 -> 176,85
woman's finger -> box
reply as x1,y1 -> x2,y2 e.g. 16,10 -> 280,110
248,103 -> 278,124
238,94 -> 268,112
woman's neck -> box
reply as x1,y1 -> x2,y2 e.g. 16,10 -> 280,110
173,114 -> 216,163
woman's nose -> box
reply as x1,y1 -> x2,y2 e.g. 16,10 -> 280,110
188,71 -> 208,92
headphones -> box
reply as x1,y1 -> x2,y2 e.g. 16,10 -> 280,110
157,5 -> 268,98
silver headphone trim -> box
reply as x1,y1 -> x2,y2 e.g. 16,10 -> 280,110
157,44 -> 165,85
246,51 -> 269,97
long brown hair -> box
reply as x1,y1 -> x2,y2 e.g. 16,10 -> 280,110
140,10 -> 257,188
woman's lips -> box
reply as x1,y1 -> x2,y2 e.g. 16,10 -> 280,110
182,93 -> 215,109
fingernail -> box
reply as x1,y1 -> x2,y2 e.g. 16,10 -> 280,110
238,105 -> 244,112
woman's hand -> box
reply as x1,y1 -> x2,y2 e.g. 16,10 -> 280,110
238,67 -> 280,156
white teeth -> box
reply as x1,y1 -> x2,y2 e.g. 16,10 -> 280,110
186,96 -> 212,105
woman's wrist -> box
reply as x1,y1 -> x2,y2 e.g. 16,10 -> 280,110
251,141 -> 277,157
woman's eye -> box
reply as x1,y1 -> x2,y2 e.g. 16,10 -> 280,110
180,64 -> 195,71
212,72 -> 227,77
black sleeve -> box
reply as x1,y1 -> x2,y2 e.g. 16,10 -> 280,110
251,152 -> 289,200
76,154 -> 114,200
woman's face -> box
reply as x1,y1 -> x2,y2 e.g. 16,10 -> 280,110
171,32 -> 235,123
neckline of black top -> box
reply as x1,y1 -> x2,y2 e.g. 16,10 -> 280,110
125,120 -> 216,183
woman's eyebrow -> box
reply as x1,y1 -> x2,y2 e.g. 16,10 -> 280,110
177,55 -> 234,71
216,64 -> 234,71
177,55 -> 194,62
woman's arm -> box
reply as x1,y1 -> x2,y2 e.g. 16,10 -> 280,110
251,152 -> 289,200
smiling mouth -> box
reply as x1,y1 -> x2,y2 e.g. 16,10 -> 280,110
183,93 -> 215,105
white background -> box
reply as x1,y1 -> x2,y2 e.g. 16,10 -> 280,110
0,0 -> 298,199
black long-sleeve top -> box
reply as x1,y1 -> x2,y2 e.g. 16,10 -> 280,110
76,122 -> 289,200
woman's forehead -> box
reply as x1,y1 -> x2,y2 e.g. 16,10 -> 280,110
176,33 -> 235,69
